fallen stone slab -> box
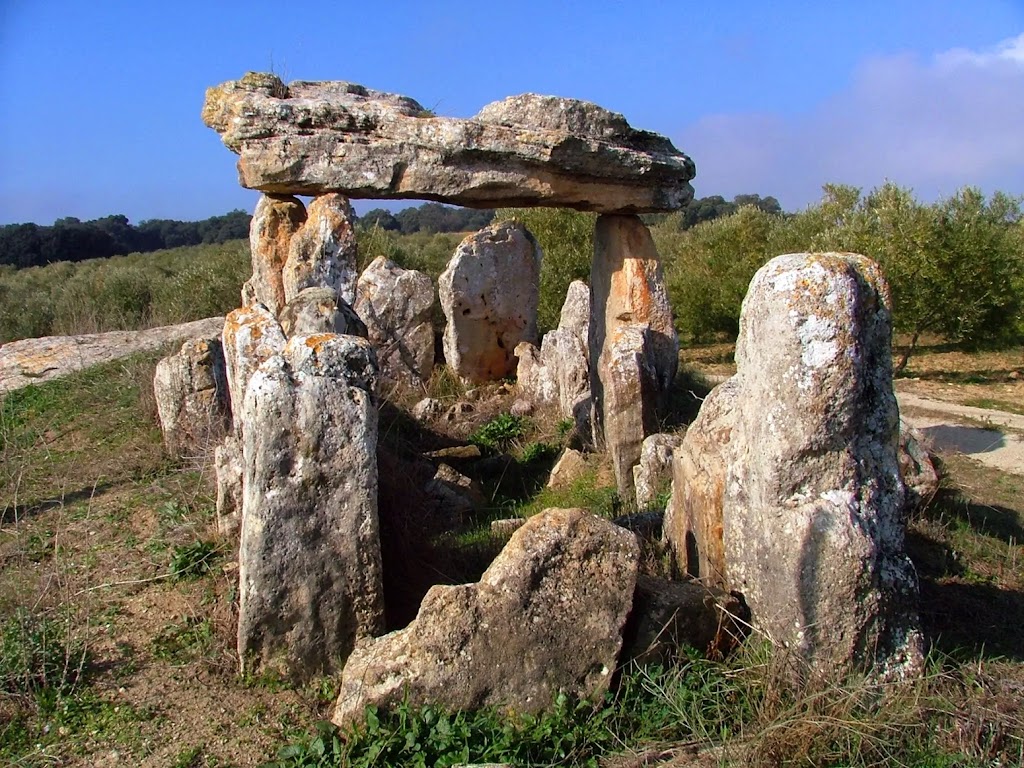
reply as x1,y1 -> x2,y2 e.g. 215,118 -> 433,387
202,73 -> 695,214
0,317 -> 225,394
333,508 -> 639,727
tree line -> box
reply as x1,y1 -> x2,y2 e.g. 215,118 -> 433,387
1,195 -> 779,270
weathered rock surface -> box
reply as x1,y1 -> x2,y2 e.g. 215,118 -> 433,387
248,194 -> 306,315
238,334 -> 385,681
215,436 -> 244,537
663,379 -> 738,585
598,323 -> 661,496
355,256 -> 436,384
665,253 -> 924,678
0,317 -> 225,394
411,397 -> 444,422
333,508 -> 638,727
622,576 -> 749,665
899,419 -> 940,512
633,433 -> 684,511
515,280 -> 591,426
547,448 -> 588,489
424,463 -> 487,520
221,304 -> 288,436
279,287 -> 367,338
282,193 -> 359,306
154,336 -> 230,458
440,222 -> 542,383
590,215 -> 677,492
203,73 -> 695,214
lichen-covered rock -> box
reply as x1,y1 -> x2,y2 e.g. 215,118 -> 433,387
547,448 -> 588,489
665,253 -> 923,678
355,256 -> 436,384
411,397 -> 444,422
598,323 -> 661,496
238,334 -> 385,681
590,215 -> 677,483
424,463 -> 486,521
333,508 -> 639,727
279,287 -> 368,338
154,337 -> 230,458
516,280 -> 591,427
282,193 -> 359,306
633,433 -> 684,511
248,194 -> 306,315
899,419 -> 939,512
215,436 -> 244,537
440,222 -> 542,384
221,304 -> 287,436
203,74 -> 695,214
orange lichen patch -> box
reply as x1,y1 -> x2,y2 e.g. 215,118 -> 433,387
303,333 -> 336,352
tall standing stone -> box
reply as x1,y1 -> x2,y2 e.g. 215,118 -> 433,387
238,334 -> 385,681
590,215 -> 677,494
282,193 -> 359,306
355,256 -> 436,385
665,253 -> 923,678
216,304 -> 288,536
247,194 -> 306,315
440,221 -> 541,384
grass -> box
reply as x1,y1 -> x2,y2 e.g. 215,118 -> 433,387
2,318 -> 1023,764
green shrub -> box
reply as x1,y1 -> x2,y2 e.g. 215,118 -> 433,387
0,610 -> 87,698
469,414 -> 528,451
169,540 -> 222,581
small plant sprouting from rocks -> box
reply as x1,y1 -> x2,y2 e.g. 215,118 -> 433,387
470,413 -> 528,452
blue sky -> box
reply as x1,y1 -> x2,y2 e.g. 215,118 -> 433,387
1,0 -> 1022,225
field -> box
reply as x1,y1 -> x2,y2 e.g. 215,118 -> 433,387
0,337 -> 1021,766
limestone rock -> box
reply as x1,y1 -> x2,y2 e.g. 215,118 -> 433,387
425,463 -> 487,520
663,379 -> 738,585
515,280 -> 591,426
509,398 -> 533,417
440,222 -> 542,383
899,419 -> 939,512
599,323 -> 661,496
238,334 -> 385,681
215,436 -> 244,537
282,193 -> 359,305
154,336 -> 230,458
355,256 -> 436,384
665,253 -> 923,678
333,508 -> 639,727
221,304 -> 287,436
279,287 -> 368,338
590,216 -> 677,492
0,317 -> 224,395
411,397 -> 444,422
633,433 -> 684,511
203,74 -> 695,214
248,194 -> 306,315
622,576 -> 749,666
547,448 -> 588,489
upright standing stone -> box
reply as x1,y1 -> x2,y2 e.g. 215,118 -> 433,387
633,432 -> 684,510
217,304 -> 288,536
248,194 -> 306,315
590,215 -> 677,493
282,193 -> 359,306
355,256 -> 436,384
440,221 -> 541,384
279,287 -> 368,339
333,508 -> 638,728
238,334 -> 385,681
153,337 -> 230,458
665,253 -> 923,678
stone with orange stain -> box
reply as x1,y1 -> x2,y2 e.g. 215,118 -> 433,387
248,194 -> 306,315
589,215 -> 677,494
282,193 -> 359,305
439,221 -> 541,384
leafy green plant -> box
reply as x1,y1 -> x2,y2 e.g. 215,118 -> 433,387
469,414 -> 528,452
170,540 -> 222,581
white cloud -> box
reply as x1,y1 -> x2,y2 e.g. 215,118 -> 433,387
678,35 -> 1024,209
